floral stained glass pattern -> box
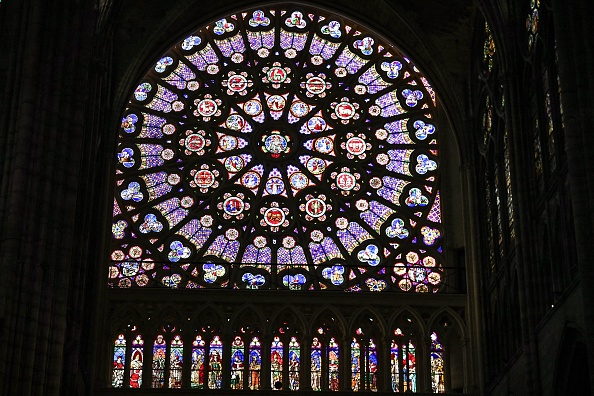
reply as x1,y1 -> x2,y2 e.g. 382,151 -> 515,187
110,5 -> 444,292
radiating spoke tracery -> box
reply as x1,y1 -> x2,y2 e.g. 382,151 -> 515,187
110,5 -> 444,292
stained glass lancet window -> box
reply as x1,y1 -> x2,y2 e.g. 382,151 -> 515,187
130,334 -> 144,388
109,5 -> 444,292
431,332 -> 445,393
111,334 -> 126,388
390,328 -> 417,392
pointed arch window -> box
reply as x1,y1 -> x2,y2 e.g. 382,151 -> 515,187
390,328 -> 417,392
169,335 -> 184,388
310,334 -> 341,391
230,336 -> 245,390
208,335 -> 224,389
130,334 -> 144,388
288,336 -> 301,390
248,336 -> 263,390
151,334 -> 167,388
271,336 -> 284,388
430,332 -> 445,393
111,334 -> 126,388
191,335 -> 206,388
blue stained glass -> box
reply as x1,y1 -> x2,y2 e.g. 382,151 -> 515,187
335,47 -> 355,67
370,201 -> 396,220
309,34 -> 324,54
186,44 -> 219,70
280,30 -> 293,49
146,98 -> 169,112
347,222 -> 373,243
346,55 -> 365,74
163,208 -> 188,228
360,210 -> 383,233
336,228 -> 358,253
138,143 -> 163,156
221,240 -> 240,262
321,41 -> 340,60
138,114 -> 166,138
177,220 -> 212,248
204,235 -> 231,258
155,85 -> 178,102
321,237 -> 343,260
215,38 -> 234,57
242,245 -> 272,266
308,242 -> 326,265
427,192 -> 441,223
111,5 -> 443,291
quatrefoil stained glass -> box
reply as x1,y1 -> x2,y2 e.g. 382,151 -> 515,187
110,6 -> 444,292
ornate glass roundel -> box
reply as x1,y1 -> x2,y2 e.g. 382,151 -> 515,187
110,6 -> 444,292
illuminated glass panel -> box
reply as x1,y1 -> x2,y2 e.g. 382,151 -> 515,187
404,341 -> 417,392
503,130 -> 515,242
249,337 -> 262,390
230,336 -> 245,390
483,23 -> 495,72
110,5 -> 444,293
130,334 -> 144,388
351,338 -> 361,391
430,332 -> 445,393
390,339 -> 400,392
288,337 -> 301,391
391,328 -> 416,392
169,335 -> 183,388
191,335 -> 206,388
152,334 -> 167,388
112,334 -> 126,388
526,0 -> 540,49
271,336 -> 284,388
366,339 -> 378,392
328,337 -> 340,391
311,337 -> 322,391
208,336 -> 223,389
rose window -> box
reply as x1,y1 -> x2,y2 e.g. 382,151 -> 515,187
110,5 -> 444,292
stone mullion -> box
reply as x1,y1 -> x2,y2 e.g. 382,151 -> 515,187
552,1 -> 594,393
505,76 -> 542,396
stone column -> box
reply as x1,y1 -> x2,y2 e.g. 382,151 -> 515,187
551,1 -> 594,392
0,1 -> 98,395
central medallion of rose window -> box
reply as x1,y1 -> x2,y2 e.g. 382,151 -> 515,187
261,131 -> 291,158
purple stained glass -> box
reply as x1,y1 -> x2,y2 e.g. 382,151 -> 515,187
110,4 -> 443,291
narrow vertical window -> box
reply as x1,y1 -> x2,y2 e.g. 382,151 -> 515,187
152,334 -> 167,388
328,337 -> 340,391
230,336 -> 245,390
431,332 -> 445,393
130,334 -> 144,388
271,336 -> 283,388
169,335 -> 183,388
112,334 -> 126,388
351,338 -> 361,391
390,338 -> 400,391
209,336 -> 223,389
191,335 -> 206,388
404,340 -> 417,392
249,337 -> 262,390
367,339 -> 378,391
288,336 -> 301,390
391,328 -> 417,392
311,337 -> 322,391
